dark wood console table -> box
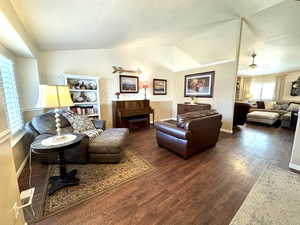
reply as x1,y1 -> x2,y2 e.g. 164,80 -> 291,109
177,103 -> 211,115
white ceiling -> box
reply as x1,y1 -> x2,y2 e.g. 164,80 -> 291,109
9,0 -> 300,75
239,0 -> 300,75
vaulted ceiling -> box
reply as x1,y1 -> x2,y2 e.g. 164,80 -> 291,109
9,0 -> 300,75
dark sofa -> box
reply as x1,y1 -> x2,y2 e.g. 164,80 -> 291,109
25,111 -> 129,164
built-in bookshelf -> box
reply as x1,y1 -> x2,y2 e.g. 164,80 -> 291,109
64,74 -> 101,119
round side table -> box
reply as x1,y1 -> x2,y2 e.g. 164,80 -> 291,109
31,134 -> 83,195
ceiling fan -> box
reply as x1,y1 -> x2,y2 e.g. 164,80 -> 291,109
238,52 -> 270,73
249,53 -> 257,69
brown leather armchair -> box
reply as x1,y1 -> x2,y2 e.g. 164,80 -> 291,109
154,112 -> 222,159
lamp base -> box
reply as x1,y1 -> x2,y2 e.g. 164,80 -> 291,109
41,134 -> 77,146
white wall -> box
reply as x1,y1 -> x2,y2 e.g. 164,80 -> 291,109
173,61 -> 236,132
39,46 -> 176,127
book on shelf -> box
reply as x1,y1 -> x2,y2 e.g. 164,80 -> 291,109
70,106 -> 98,116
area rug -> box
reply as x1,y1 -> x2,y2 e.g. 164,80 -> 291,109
26,150 -> 155,224
230,165 -> 300,225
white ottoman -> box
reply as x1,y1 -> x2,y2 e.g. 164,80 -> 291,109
247,111 -> 280,125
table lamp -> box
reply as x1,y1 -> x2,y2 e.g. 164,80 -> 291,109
141,81 -> 149,100
36,85 -> 74,143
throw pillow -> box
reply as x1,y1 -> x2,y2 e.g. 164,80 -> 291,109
62,111 -> 95,133
265,101 -> 275,110
256,101 -> 265,109
281,104 -> 289,110
81,129 -> 103,142
287,103 -> 300,112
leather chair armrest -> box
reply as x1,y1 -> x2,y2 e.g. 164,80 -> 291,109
154,121 -> 191,139
92,120 -> 106,130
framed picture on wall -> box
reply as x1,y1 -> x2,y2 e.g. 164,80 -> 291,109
153,79 -> 167,95
184,71 -> 215,98
119,75 -> 139,93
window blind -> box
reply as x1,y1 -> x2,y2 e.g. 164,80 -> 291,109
249,76 -> 276,101
0,55 -> 23,134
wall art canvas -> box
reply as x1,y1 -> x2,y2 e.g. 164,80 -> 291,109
119,75 -> 139,93
153,79 -> 167,95
184,71 -> 215,98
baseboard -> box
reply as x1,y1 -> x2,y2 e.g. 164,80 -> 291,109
220,128 -> 233,134
289,162 -> 300,172
17,153 -> 29,178
160,117 -> 176,121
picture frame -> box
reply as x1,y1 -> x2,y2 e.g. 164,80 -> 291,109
184,71 -> 215,98
119,75 -> 139,93
153,79 -> 167,95
291,79 -> 300,96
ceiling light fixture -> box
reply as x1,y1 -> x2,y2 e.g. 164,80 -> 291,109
249,53 -> 257,69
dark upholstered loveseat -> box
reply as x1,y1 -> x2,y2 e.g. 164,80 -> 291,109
25,111 -> 129,164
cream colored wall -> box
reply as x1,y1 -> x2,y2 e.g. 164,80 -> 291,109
11,138 -> 27,171
15,57 -> 40,111
39,47 -> 175,127
173,62 -> 236,132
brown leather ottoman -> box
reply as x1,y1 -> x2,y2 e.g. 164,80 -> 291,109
88,128 -> 129,163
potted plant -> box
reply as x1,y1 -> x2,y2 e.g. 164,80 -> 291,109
115,92 -> 121,100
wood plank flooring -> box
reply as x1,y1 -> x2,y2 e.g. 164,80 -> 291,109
19,123 -> 295,225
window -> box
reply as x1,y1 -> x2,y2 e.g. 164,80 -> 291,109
0,55 -> 23,134
249,77 -> 276,101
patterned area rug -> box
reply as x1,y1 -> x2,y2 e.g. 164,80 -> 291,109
230,165 -> 300,225
26,150 -> 154,224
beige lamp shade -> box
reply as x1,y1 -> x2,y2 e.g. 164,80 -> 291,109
36,85 -> 74,108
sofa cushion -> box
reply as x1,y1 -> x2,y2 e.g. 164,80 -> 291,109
247,111 -> 280,120
176,110 -> 217,128
273,103 -> 289,110
88,128 -> 129,154
281,112 -> 291,121
287,103 -> 300,112
31,112 -> 69,135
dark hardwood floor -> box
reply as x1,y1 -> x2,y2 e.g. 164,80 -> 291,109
19,123 -> 295,225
